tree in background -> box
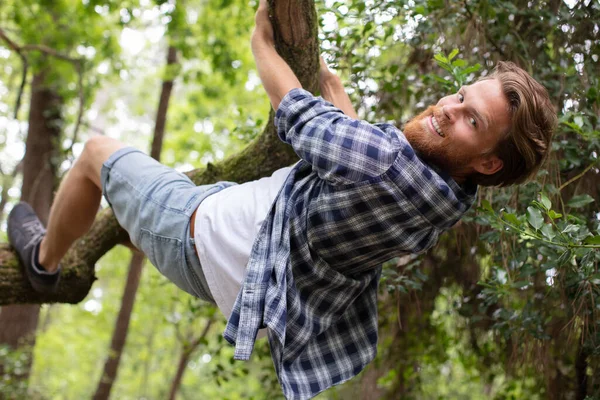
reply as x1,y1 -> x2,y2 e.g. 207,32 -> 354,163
0,0 -> 121,394
0,0 -> 599,399
318,0 -> 599,397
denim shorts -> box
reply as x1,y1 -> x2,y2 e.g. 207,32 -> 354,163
100,147 -> 235,302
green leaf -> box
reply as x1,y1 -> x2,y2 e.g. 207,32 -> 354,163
567,194 -> 595,208
503,213 -> 521,226
562,121 -> 582,133
557,249 -> 573,267
432,75 -> 451,84
562,224 -> 579,234
548,210 -> 563,220
433,53 -> 448,64
448,49 -> 459,61
539,193 -> 551,210
541,224 -> 556,240
462,64 -> 481,75
580,250 -> 596,268
481,199 -> 493,213
511,280 -> 529,288
526,206 -> 543,230
583,235 -> 600,245
452,59 -> 466,68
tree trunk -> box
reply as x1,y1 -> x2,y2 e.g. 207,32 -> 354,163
92,251 -> 144,400
0,164 -> 20,224
92,44 -> 178,400
150,45 -> 176,160
0,0 -> 320,306
168,317 -> 214,400
575,336 -> 589,400
0,72 -> 62,384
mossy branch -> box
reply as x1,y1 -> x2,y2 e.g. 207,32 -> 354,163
0,0 -> 320,305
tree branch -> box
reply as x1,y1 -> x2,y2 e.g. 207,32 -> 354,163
0,28 -> 30,120
462,0 -> 508,59
0,0 -> 320,305
0,27 -> 87,160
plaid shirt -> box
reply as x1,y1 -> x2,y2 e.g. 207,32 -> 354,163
224,88 -> 477,399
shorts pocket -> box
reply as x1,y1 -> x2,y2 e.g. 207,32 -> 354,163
139,228 -> 186,290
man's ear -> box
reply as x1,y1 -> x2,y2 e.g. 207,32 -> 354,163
473,155 -> 503,176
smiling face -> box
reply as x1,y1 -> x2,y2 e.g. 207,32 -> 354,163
403,79 -> 512,184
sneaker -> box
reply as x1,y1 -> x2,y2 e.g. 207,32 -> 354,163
7,202 -> 61,294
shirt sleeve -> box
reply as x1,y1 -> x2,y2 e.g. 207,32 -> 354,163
275,88 -> 400,185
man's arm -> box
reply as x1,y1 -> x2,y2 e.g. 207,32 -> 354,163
319,57 -> 358,119
251,0 -> 301,110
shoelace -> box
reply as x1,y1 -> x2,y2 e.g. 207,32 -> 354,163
22,219 -> 45,250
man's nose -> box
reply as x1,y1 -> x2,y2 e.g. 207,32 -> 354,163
442,104 -> 459,122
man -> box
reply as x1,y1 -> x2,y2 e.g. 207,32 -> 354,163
7,0 -> 556,399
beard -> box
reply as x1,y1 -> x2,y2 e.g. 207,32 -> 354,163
403,106 -> 476,179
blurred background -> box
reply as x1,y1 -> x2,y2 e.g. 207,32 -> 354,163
0,0 -> 599,398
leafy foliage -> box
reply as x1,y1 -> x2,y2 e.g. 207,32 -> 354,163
1,0 -> 600,398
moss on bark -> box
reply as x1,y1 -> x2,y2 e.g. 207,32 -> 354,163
0,0 -> 319,305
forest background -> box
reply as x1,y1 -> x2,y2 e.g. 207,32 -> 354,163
0,0 -> 599,399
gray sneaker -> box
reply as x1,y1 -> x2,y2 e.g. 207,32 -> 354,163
7,202 -> 61,294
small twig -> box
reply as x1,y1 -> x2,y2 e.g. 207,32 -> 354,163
0,27 -> 23,54
14,61 -> 28,120
186,315 -> 215,352
0,27 -> 87,157
21,43 -> 82,63
0,28 -> 30,120
81,121 -> 105,135
559,161 -> 598,191
65,62 -> 85,157
498,216 -> 600,249
463,0 -> 507,59
0,28 -> 82,64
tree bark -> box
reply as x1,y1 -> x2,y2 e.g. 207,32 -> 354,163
92,44 -> 178,400
92,251 -> 145,400
575,336 -> 589,400
0,0 -> 320,306
150,45 -> 177,160
0,72 -> 62,383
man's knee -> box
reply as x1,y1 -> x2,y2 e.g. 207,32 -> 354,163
79,136 -> 127,186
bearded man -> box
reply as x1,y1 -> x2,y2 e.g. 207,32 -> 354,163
7,0 -> 556,399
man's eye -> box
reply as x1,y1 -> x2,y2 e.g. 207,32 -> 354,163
469,117 -> 477,127
458,93 -> 464,103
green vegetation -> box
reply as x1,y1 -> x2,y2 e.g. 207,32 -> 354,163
1,0 -> 599,398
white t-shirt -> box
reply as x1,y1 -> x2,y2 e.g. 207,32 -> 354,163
194,165 -> 295,322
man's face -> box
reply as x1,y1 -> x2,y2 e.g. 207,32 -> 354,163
403,78 -> 511,183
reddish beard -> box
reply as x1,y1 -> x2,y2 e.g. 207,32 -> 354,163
403,105 -> 476,178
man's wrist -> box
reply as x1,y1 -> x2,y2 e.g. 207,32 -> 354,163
320,73 -> 342,94
251,29 -> 275,48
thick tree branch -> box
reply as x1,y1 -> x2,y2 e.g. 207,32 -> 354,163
0,0 -> 320,305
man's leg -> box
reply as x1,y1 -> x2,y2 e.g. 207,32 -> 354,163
8,135 -> 126,292
38,136 -> 127,272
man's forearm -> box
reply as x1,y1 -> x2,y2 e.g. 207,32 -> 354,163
251,28 -> 301,110
319,73 -> 358,119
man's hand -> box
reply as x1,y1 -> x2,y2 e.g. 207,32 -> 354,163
253,0 -> 274,46
319,56 -> 335,85
251,0 -> 301,110
319,56 -> 358,119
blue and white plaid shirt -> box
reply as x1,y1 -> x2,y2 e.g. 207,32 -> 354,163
224,88 -> 477,399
